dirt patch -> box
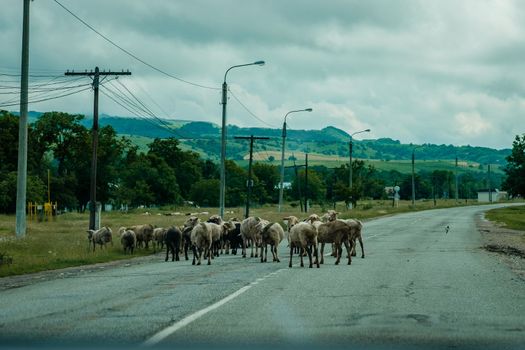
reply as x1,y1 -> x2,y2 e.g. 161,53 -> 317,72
477,213 -> 525,280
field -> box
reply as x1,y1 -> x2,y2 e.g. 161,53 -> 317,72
485,205 -> 525,231
0,199 -> 520,278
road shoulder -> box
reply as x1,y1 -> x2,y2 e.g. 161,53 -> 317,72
477,212 -> 525,280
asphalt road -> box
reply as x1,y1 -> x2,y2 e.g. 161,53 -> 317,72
0,204 -> 524,349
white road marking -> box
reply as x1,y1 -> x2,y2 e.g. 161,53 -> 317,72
143,268 -> 285,347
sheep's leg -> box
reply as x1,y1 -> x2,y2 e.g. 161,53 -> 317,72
260,243 -> 264,263
207,246 -> 212,265
313,243 -> 320,268
300,247 -> 305,267
165,244 -> 169,262
306,246 -> 313,268
175,244 -> 180,261
242,238 -> 247,258
320,243 -> 325,264
335,243 -> 342,265
358,235 -> 364,258
192,246 -> 197,265
343,239 -> 352,265
289,246 -> 293,268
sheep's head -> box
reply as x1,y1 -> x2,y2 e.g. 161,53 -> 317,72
306,214 -> 321,224
207,214 -> 223,225
283,216 -> 300,232
222,220 -> 236,234
322,210 -> 338,222
183,216 -> 199,229
86,230 -> 95,241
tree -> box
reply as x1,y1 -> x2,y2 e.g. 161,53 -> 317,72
190,179 -> 220,207
148,137 -> 203,199
502,134 -> 525,197
0,111 -> 20,173
252,163 -> 279,203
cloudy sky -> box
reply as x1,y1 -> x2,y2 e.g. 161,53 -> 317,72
1,0 -> 524,149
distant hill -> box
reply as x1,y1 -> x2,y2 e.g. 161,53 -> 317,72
19,112 -> 511,166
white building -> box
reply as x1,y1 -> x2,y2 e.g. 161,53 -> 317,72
477,189 -> 508,202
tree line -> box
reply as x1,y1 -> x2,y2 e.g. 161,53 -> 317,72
1,111 -> 520,214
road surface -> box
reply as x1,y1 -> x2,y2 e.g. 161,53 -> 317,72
0,204 -> 523,349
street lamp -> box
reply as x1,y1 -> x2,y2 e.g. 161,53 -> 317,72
278,108 -> 313,212
411,145 -> 423,206
220,60 -> 265,218
348,129 -> 370,209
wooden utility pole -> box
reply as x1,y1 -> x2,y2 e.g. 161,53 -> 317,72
65,67 -> 131,230
304,153 -> 309,212
15,0 -> 31,238
234,135 -> 269,218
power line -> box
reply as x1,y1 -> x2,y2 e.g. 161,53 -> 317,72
99,84 -> 191,140
228,88 -> 277,128
53,0 -> 219,91
0,85 -> 92,108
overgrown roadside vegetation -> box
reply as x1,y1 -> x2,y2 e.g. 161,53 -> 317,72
0,200 -> 521,278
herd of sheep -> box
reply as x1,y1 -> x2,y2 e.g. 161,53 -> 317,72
86,210 -> 364,268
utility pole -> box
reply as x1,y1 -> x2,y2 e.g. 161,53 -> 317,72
487,164 -> 492,203
286,158 -> 305,212
65,67 -> 131,230
455,155 -> 459,203
15,0 -> 31,238
304,153 -> 309,212
234,135 -> 269,218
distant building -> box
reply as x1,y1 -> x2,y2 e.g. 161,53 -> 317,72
477,189 -> 508,202
275,182 -> 292,190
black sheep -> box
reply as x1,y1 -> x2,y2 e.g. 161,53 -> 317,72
164,226 -> 182,262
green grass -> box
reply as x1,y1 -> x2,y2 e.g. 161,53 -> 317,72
0,200 -> 521,277
485,205 -> 525,231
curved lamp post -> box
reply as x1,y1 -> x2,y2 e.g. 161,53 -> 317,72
411,145 -> 423,205
349,129 -> 371,190
278,108 -> 312,212
220,60 -> 265,218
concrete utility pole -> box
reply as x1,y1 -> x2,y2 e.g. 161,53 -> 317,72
455,155 -> 459,203
234,135 -> 269,218
15,0 -> 31,238
487,164 -> 492,203
348,129 -> 370,209
220,61 -> 265,219
278,108 -> 312,212
65,67 -> 131,230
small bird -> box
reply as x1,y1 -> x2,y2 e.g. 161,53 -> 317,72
445,225 -> 450,234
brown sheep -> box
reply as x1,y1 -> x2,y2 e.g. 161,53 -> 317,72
87,226 -> 113,252
129,224 -> 154,249
311,219 -> 354,265
120,230 -> 136,255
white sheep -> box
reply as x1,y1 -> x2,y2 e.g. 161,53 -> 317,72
152,227 -> 168,252
240,216 -> 269,258
288,222 -> 319,268
259,222 -> 285,263
190,222 -> 214,265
